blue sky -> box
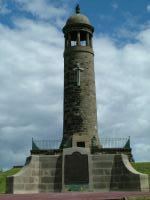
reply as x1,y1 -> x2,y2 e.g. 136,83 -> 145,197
1,0 -> 150,38
0,0 -> 150,169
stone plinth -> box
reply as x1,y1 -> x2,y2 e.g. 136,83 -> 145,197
6,149 -> 149,193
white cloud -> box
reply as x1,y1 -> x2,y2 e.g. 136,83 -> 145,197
14,0 -> 69,27
94,28 -> 150,161
137,28 -> 150,47
23,0 -> 65,19
147,4 -> 150,12
133,143 -> 150,161
0,1 -> 150,169
0,16 -> 64,168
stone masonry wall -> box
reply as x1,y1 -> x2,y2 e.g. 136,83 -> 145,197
6,155 -> 62,194
63,46 -> 100,147
91,154 -> 149,192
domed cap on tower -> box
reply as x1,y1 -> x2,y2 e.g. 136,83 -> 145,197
66,4 -> 91,26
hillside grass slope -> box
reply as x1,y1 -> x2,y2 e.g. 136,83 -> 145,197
0,168 -> 21,193
131,162 -> 150,175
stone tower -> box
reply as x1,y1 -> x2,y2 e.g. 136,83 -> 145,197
62,5 -> 100,149
6,5 -> 150,194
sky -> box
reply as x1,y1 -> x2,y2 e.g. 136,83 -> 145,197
0,0 -> 150,170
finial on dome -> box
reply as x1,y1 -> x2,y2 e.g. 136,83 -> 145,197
75,4 -> 80,14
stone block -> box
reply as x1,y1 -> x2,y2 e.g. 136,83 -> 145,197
39,184 -> 47,190
50,169 -> 62,177
93,175 -> 111,182
40,162 -> 56,168
92,168 -> 105,175
93,161 -> 113,169
24,184 -> 39,191
92,154 -> 114,161
13,184 -> 24,190
15,176 -> 35,184
32,170 -> 39,176
40,176 -> 61,184
93,182 -> 109,189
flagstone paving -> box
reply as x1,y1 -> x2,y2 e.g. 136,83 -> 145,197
0,192 -> 150,200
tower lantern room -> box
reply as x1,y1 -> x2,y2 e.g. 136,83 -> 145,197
63,5 -> 94,49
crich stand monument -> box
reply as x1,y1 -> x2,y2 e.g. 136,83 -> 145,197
7,5 -> 149,194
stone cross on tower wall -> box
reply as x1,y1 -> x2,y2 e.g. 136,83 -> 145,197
73,63 -> 84,86
61,5 -> 101,149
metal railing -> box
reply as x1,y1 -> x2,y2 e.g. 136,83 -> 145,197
32,137 -> 130,150
32,138 -> 61,150
100,137 -> 130,148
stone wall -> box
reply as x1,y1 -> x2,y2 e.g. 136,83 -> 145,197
6,155 -> 62,194
91,154 -> 149,192
6,151 -> 150,193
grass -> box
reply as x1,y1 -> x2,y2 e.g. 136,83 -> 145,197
131,162 -> 150,175
0,167 -> 21,193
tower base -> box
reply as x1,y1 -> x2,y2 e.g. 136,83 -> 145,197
6,148 -> 150,194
